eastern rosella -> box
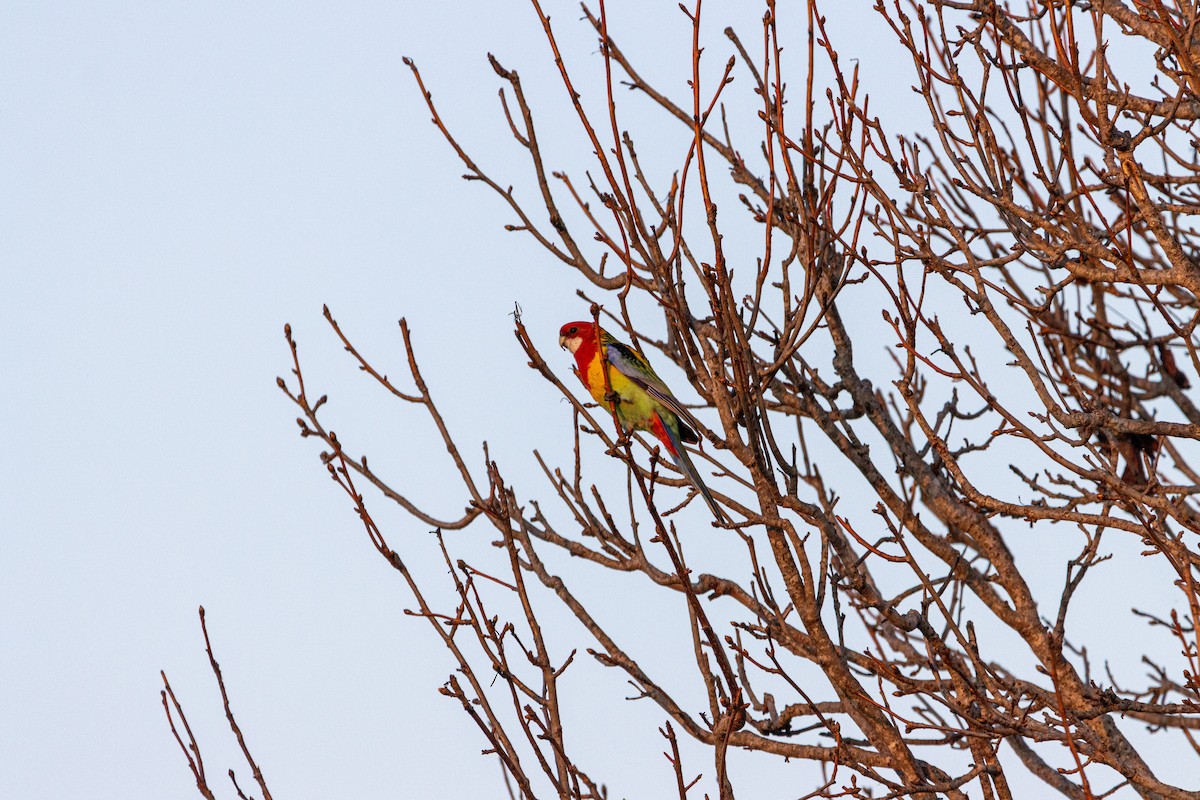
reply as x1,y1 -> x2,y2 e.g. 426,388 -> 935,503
558,320 -> 723,519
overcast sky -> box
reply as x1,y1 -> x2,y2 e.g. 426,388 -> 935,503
3,3 -> 1190,798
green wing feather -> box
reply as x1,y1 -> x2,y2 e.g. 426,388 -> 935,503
602,333 -> 703,443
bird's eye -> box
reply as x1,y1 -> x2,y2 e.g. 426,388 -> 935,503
568,326 -> 577,334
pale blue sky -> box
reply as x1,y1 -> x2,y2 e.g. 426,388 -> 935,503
3,3 -> 1190,798
1,3 -> 792,796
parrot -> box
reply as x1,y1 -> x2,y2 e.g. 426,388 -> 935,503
558,320 -> 724,520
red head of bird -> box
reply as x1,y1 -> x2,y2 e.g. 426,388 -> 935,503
558,320 -> 599,361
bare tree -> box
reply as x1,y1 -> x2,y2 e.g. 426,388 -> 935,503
166,1 -> 1200,797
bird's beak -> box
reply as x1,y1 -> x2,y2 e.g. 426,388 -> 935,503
558,335 -> 568,350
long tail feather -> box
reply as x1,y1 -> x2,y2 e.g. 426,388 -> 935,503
653,413 -> 725,521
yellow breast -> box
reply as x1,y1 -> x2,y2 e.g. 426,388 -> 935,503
585,358 -> 657,432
